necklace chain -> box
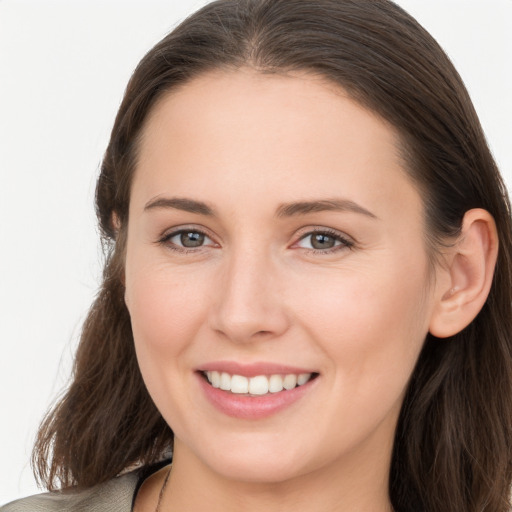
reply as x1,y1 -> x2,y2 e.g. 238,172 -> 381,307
155,467 -> 172,512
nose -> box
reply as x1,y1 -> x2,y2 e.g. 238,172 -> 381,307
209,247 -> 290,344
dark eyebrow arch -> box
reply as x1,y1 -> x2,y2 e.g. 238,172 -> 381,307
144,197 -> 215,216
276,199 -> 378,219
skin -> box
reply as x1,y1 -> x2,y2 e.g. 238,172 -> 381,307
126,69 -> 448,512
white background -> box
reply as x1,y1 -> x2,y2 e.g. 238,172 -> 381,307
1,0 -> 511,504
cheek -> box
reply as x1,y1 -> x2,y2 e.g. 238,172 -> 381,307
125,258 -> 212,364
296,258 -> 430,391
124,261 -> 214,427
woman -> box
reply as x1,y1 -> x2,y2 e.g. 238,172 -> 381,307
3,0 -> 512,510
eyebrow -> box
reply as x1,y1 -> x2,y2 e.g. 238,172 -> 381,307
276,199 -> 378,219
143,196 -> 377,220
144,197 -> 215,216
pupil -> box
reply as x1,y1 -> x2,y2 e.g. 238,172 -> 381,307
181,231 -> 205,248
311,233 -> 334,249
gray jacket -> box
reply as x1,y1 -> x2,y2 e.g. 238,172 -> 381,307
0,472 -> 139,512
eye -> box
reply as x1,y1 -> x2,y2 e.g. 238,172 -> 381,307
159,229 -> 216,251
295,229 -> 354,252
173,231 -> 206,248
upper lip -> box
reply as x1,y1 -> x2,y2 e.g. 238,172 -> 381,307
197,361 -> 317,377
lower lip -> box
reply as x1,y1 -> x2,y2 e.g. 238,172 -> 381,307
197,373 -> 317,420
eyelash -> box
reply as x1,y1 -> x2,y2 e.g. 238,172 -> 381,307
157,227 -> 354,254
294,228 -> 354,254
158,228 -> 217,253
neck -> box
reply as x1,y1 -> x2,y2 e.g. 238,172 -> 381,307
162,438 -> 394,512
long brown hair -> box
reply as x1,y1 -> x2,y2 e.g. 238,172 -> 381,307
33,1 -> 512,510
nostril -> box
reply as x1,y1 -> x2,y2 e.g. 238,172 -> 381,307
254,330 -> 272,337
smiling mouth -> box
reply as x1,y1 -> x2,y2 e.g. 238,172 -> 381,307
201,371 -> 319,396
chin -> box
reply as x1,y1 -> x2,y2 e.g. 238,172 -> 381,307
185,432 -> 317,485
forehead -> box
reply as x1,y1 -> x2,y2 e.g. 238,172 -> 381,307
140,68 -> 399,154
133,69 -> 420,224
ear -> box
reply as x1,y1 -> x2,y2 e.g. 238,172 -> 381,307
429,208 -> 498,338
111,211 -> 121,233
111,211 -> 127,287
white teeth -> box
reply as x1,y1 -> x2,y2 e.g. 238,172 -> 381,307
283,374 -> 297,390
297,373 -> 310,386
211,371 -> 220,388
220,372 -> 231,391
248,375 -> 269,395
269,374 -> 284,393
230,375 -> 249,394
204,371 -> 314,395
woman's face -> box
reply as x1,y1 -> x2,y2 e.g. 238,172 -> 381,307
125,70 -> 442,484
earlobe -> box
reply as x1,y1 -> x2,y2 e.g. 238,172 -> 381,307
429,209 -> 498,338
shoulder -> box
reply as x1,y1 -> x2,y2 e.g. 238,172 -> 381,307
1,471 -> 139,512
